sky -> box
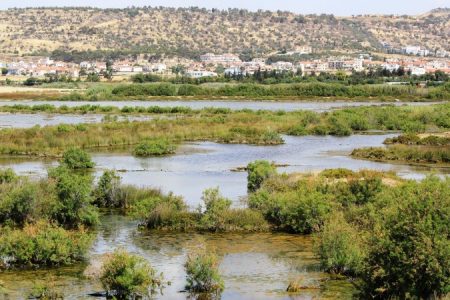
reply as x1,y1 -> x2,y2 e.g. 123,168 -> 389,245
0,0 -> 449,15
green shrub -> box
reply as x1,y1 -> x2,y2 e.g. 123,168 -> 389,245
287,124 -> 308,136
49,166 -> 98,228
199,188 -> 232,229
139,193 -> 195,231
260,131 -> 284,144
94,170 -> 121,208
327,116 -> 352,136
0,169 -> 17,184
100,250 -> 165,299
247,160 -> 277,192
0,221 -> 92,268
61,148 -> 94,169
314,212 -> 365,275
185,251 -> 224,293
133,139 -> 176,157
359,176 -> 450,298
352,146 -> 450,164
249,183 -> 335,234
349,117 -> 369,131
311,124 -> 329,135
348,176 -> 383,205
0,181 -> 39,226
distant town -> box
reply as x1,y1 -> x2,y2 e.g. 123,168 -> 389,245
1,45 -> 450,82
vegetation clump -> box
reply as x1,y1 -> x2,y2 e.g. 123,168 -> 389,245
184,250 -> 224,294
61,148 -> 95,169
93,170 -> 121,208
247,160 -> 277,192
0,167 -> 98,269
314,212 -> 365,275
135,187 -> 269,232
357,177 -> 450,298
100,250 -> 165,299
384,133 -> 450,146
252,169 -> 449,299
133,139 -> 176,157
0,221 -> 92,268
351,145 -> 450,164
49,166 -> 99,228
0,104 -> 448,157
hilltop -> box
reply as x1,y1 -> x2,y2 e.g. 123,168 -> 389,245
0,7 -> 448,59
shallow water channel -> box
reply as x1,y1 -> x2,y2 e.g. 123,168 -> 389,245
0,215 -> 354,300
0,99 -> 443,112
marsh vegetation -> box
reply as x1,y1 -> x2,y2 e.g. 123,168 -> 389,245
0,103 -> 448,157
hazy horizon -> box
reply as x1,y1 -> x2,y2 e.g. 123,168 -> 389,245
0,0 -> 449,16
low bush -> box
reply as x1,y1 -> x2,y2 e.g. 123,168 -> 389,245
351,145 -> 450,164
359,176 -> 450,298
61,148 -> 94,169
49,166 -> 99,228
94,170 -> 121,208
0,221 -> 92,268
133,139 -> 176,157
100,250 -> 165,299
185,251 -> 224,294
314,212 -> 365,275
249,181 -> 335,234
0,181 -> 40,226
135,187 -> 269,232
247,160 -> 277,192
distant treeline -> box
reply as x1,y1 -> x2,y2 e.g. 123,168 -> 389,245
63,82 -> 450,101
132,69 -> 450,86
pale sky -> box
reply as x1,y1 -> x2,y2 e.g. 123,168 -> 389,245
0,0 -> 449,16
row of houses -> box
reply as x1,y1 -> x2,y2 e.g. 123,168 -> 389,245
1,52 -> 449,79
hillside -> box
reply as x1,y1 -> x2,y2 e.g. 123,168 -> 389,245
0,7 -> 448,58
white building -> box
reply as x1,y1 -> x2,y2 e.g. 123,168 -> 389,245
200,53 -> 242,64
382,63 -> 401,72
152,63 -> 167,73
186,70 -> 218,78
410,67 -> 426,76
80,61 -> 92,69
403,46 -> 430,57
272,61 -> 294,71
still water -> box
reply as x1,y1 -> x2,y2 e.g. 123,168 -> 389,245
0,214 -> 355,299
0,112 -> 154,128
0,135 -> 447,207
0,99 -> 443,112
